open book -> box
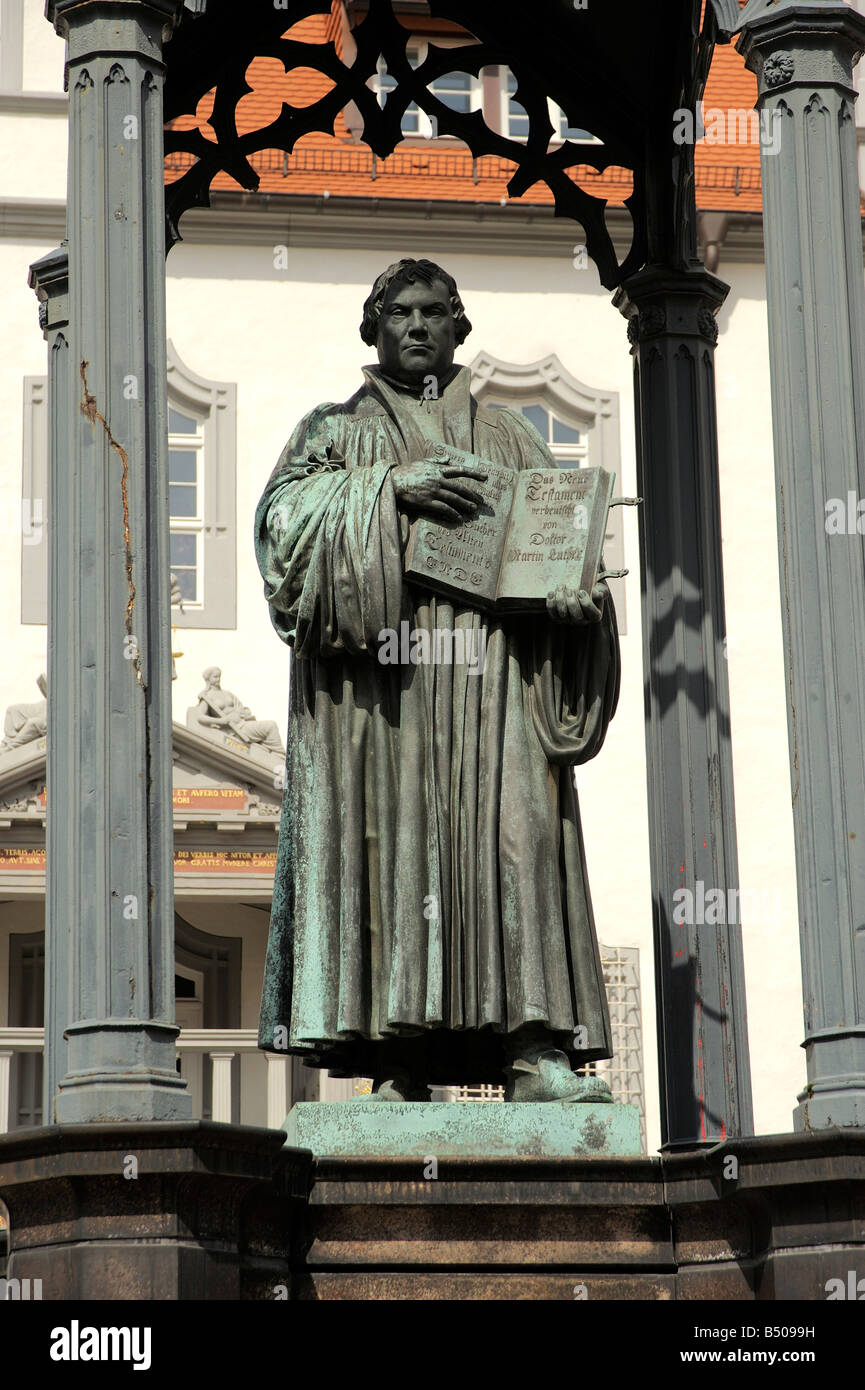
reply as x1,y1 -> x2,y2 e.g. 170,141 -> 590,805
403,446 -> 627,612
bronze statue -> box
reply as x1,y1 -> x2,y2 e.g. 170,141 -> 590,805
256,259 -> 619,1102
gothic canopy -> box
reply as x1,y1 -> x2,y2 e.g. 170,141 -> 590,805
162,0 -> 743,287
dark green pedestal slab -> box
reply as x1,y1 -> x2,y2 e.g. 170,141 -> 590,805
284,1100 -> 642,1157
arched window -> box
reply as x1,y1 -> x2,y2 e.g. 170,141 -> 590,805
165,342 -> 237,630
470,351 -> 629,631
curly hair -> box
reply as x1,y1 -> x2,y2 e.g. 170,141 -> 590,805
359,258 -> 472,347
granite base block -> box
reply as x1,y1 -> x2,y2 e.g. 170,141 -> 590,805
283,1100 -> 642,1157
0,1121 -> 310,1299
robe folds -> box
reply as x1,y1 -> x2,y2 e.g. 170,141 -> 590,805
255,363 -> 621,1084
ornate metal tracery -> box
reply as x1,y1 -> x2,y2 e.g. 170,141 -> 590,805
708,0 -> 781,37
163,0 -> 721,288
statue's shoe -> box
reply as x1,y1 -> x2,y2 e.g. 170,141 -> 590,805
357,1074 -> 431,1102
503,1050 -> 614,1103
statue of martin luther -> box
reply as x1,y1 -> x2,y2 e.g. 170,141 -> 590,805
255,258 -> 620,1102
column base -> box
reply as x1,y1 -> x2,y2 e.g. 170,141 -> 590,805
54,1019 -> 193,1123
54,1080 -> 192,1124
793,1088 -> 865,1132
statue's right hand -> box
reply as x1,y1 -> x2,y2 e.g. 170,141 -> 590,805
390,459 -> 488,524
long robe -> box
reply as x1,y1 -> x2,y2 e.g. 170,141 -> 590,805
255,363 -> 620,1084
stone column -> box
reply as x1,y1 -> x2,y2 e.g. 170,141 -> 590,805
0,1050 -> 11,1132
210,1052 -> 235,1124
737,1 -> 865,1130
266,1053 -> 290,1129
45,0 -> 190,1121
27,247 -> 70,1120
614,267 -> 754,1149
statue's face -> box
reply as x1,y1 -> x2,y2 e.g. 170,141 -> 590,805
376,278 -> 456,387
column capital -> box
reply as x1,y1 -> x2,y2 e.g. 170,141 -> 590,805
736,3 -> 865,97
46,0 -> 187,36
28,245 -> 69,338
46,0 -> 187,75
614,265 -> 730,349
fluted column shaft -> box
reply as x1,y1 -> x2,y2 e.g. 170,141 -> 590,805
45,0 -> 189,1121
738,1 -> 865,1129
616,267 -> 754,1149
28,247 -> 71,1119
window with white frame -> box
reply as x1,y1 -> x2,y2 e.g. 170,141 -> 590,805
556,106 -> 596,143
501,68 -> 599,145
21,343 -> 236,629
487,401 -> 589,467
372,42 -> 482,139
502,70 -> 529,141
470,351 -> 629,632
163,341 -> 236,629
373,48 -> 423,136
168,405 -> 205,607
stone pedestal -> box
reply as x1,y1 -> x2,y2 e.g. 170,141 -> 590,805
0,1122 -> 310,1300
2,1124 -> 863,1299
297,1129 -> 865,1300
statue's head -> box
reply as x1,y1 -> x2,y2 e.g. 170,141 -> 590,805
203,666 -> 221,687
360,258 -> 472,388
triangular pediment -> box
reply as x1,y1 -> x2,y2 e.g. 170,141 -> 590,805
170,724 -> 283,827
0,723 -> 283,830
0,738 -> 46,825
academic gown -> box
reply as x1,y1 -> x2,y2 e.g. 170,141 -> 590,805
254,363 -> 620,1084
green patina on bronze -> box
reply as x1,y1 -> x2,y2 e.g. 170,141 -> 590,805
284,1101 -> 641,1158
254,260 -> 620,1093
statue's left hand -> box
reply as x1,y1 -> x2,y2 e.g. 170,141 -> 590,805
546,582 -> 607,625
